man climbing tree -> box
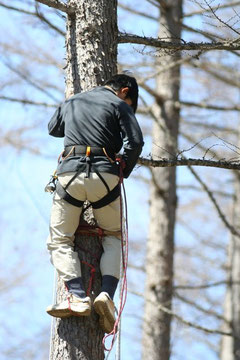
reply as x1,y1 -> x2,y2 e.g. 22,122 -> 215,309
46,74 -> 144,334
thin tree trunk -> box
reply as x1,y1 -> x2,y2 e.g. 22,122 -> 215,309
49,0 -> 117,358
142,2 -> 182,359
220,128 -> 240,360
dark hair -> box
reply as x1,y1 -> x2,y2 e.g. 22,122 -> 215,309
104,74 -> 139,113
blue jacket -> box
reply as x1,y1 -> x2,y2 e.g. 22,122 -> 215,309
48,86 -> 144,178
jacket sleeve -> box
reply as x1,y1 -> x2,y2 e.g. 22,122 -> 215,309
118,102 -> 144,178
48,105 -> 65,137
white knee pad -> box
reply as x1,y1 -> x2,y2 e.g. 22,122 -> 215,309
100,236 -> 121,279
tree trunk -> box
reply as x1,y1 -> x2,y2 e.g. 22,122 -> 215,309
142,2 -> 182,359
49,0 -> 117,358
220,130 -> 240,360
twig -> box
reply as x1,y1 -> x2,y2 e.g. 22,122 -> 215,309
184,1 -> 240,18
203,0 -> 240,36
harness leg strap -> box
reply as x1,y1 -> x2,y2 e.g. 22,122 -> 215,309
56,182 -> 84,208
56,182 -> 120,209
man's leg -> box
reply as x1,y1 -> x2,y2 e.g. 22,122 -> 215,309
86,173 -> 121,296
85,173 -> 122,332
46,173 -> 90,318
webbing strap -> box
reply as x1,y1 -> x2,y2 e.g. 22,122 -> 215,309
56,181 -> 120,209
91,184 -> 120,209
56,182 -> 84,208
94,168 -> 110,193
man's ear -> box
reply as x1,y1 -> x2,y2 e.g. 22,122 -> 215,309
120,87 -> 129,98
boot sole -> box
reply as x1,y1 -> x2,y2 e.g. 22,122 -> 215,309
46,307 -> 91,318
46,308 -> 72,318
94,300 -> 115,333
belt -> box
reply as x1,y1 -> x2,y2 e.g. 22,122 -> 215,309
63,145 -> 115,160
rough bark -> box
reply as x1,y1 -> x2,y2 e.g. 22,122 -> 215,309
49,0 -> 118,359
65,0 -> 117,99
220,132 -> 240,359
142,2 -> 182,359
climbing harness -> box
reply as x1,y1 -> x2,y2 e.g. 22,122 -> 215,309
45,145 -> 121,211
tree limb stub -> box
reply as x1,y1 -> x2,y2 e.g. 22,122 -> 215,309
118,32 -> 240,51
138,157 -> 240,171
35,0 -> 75,14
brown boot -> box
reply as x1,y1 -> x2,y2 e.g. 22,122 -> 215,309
93,292 -> 116,333
46,294 -> 91,318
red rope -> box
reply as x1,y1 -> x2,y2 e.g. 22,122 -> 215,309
102,164 -> 129,353
81,261 -> 96,297
74,226 -> 104,298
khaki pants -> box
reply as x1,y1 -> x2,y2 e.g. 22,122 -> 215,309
47,172 -> 121,282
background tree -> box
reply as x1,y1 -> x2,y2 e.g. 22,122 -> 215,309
142,2 -> 182,359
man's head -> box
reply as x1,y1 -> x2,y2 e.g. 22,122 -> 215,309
104,74 -> 139,113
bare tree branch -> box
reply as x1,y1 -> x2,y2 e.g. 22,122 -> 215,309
175,100 -> 240,112
181,133 -> 218,161
157,303 -> 234,337
0,1 -> 64,35
187,165 -> 240,238
138,52 -> 202,85
145,0 -> 160,8
138,157 -> 240,171
35,0 -> 75,14
184,1 -> 240,18
139,82 -> 165,104
118,32 -> 240,51
203,0 -> 240,36
182,23 -> 240,58
0,96 -> 57,107
118,3 -> 158,21
192,60 -> 240,88
175,292 -> 230,324
2,60 -> 60,102
182,22 -> 224,41
179,184 -> 234,199
181,119 -> 236,134
0,1 -> 36,16
34,3 -> 65,36
175,280 -> 239,290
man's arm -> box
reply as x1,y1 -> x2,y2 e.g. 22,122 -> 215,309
48,105 -> 65,137
118,102 -> 144,178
